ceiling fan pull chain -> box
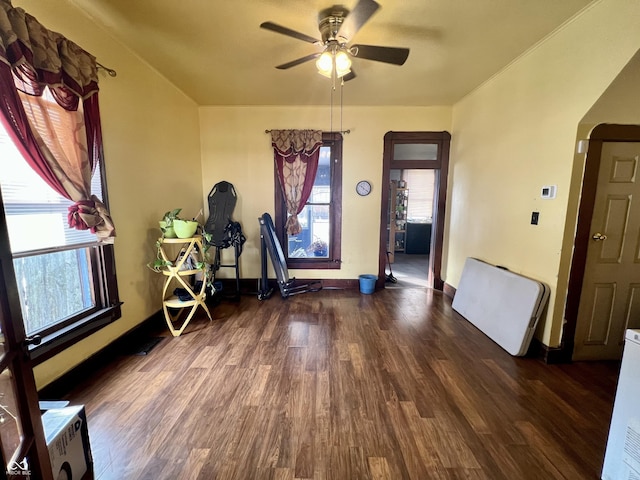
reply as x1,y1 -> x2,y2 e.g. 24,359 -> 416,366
340,77 -> 344,135
330,78 -> 333,134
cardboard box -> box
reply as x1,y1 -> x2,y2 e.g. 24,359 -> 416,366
41,405 -> 92,480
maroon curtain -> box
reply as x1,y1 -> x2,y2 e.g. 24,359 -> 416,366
0,1 -> 114,240
271,130 -> 323,235
0,61 -> 64,196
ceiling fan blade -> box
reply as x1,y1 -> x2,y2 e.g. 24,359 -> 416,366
337,0 -> 380,42
351,44 -> 410,65
275,53 -> 321,70
260,21 -> 320,44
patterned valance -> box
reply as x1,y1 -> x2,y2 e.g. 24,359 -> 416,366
270,129 -> 322,160
0,0 -> 98,109
270,129 -> 322,235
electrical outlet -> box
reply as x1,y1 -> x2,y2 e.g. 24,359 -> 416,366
531,211 -> 539,225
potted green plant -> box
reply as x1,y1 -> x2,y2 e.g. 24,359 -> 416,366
173,218 -> 199,238
148,209 -> 213,272
149,208 -> 181,271
158,208 -> 181,238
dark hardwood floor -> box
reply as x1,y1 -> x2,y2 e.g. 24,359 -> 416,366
387,253 -> 429,288
61,289 -> 619,479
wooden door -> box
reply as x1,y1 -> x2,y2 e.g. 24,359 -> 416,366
0,195 -> 52,479
573,141 -> 640,360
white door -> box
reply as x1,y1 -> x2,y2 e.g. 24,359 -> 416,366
573,142 -> 640,360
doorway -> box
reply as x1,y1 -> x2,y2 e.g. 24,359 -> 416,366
386,169 -> 435,288
564,125 -> 640,360
378,131 -> 450,290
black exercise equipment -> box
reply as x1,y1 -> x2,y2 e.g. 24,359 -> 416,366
205,181 -> 237,247
205,181 -> 245,300
258,212 -> 322,299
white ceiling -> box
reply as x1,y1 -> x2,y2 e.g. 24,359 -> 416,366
68,0 -> 596,106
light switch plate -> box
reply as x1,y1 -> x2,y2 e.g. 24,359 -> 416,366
531,212 -> 539,225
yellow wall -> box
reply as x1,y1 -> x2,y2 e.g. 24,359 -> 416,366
582,50 -> 640,126
199,106 -> 452,279
447,0 -> 640,347
15,1 -> 204,389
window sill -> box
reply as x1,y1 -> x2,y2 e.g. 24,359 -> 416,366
287,259 -> 341,270
29,303 -> 122,365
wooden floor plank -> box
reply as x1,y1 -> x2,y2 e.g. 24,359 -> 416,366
56,289 -> 618,480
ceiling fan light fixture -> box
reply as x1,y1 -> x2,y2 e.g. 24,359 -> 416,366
334,50 -> 352,77
316,49 -> 352,79
316,51 -> 334,77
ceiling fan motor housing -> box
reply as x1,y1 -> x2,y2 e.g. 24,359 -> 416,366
318,6 -> 349,44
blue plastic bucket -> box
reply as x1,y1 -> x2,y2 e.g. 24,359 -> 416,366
359,274 -> 377,294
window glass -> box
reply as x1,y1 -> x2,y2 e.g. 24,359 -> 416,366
393,143 -> 438,161
13,249 -> 95,335
288,204 -> 330,258
287,146 -> 331,258
276,133 -> 342,269
1,155 -> 102,252
404,169 -> 436,223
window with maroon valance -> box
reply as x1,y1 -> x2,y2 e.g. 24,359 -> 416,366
272,131 -> 343,270
0,0 -> 120,362
270,129 -> 323,236
0,0 -> 114,241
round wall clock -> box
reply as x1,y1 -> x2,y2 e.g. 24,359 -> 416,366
356,180 -> 372,196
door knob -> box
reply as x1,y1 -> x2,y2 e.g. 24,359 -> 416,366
592,232 -> 608,241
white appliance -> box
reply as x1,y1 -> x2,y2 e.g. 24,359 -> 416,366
452,258 -> 550,356
602,329 -> 640,480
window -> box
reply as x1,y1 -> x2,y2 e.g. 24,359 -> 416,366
403,169 -> 435,222
275,132 -> 342,269
393,143 -> 439,161
0,98 -> 120,363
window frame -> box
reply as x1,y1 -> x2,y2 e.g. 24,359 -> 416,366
28,242 -> 121,364
274,132 -> 342,270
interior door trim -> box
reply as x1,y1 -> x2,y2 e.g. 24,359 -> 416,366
378,131 -> 451,290
563,124 -> 640,361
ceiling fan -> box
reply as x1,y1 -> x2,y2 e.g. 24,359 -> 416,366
260,0 -> 410,81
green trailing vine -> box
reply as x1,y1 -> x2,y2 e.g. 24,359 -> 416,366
158,208 -> 182,238
147,211 -> 213,274
147,238 -> 173,272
